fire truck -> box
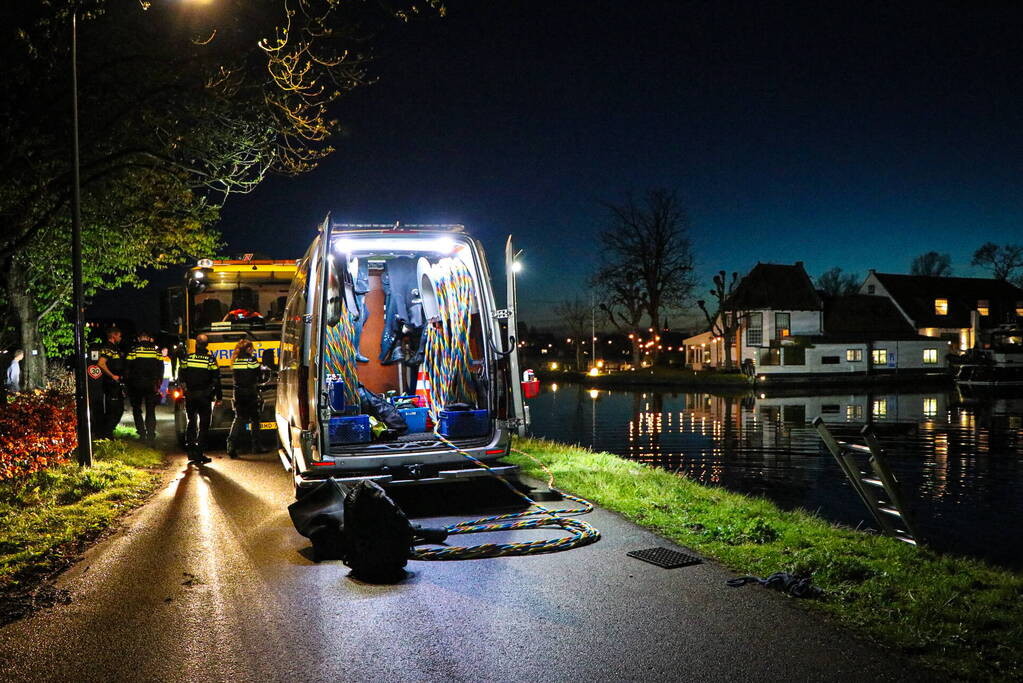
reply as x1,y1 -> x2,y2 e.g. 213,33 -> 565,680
162,256 -> 297,446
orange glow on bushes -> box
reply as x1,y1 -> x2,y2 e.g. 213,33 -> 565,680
0,391 -> 77,481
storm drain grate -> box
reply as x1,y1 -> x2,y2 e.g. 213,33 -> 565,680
627,547 -> 702,569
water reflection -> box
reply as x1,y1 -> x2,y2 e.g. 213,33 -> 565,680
529,383 -> 1023,569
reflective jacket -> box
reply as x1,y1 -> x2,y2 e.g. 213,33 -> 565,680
125,343 -> 164,391
179,351 -> 222,400
98,343 -> 124,384
231,354 -> 262,398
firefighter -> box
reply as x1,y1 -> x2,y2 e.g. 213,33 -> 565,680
96,327 -> 126,439
226,338 -> 264,458
124,331 -> 164,441
178,333 -> 221,464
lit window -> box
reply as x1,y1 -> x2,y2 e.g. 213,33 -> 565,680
977,300 -> 989,317
846,404 -> 863,420
872,349 -> 887,365
846,349 -> 862,362
873,398 -> 888,418
923,397 -> 937,418
1016,301 -> 1023,317
934,299 -> 948,315
775,312 -> 790,339
923,349 -> 937,364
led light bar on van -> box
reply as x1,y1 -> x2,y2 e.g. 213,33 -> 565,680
333,236 -> 457,255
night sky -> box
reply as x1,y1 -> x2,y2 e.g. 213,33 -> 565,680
95,0 -> 1023,331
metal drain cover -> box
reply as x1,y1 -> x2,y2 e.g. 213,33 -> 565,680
627,547 -> 702,569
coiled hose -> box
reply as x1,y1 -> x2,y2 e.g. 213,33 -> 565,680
411,439 -> 601,560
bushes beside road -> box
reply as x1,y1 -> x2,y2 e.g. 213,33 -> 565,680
0,391 -> 77,481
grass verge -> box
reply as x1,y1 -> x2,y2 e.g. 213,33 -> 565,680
0,438 -> 166,622
508,437 -> 1023,681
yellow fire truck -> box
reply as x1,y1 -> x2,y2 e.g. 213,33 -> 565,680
164,257 -> 297,445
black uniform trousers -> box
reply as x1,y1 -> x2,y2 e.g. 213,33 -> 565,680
128,386 -> 160,440
227,392 -> 261,453
184,393 -> 214,456
101,380 -> 125,439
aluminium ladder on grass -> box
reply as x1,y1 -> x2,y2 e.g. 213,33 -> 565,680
812,417 -> 921,546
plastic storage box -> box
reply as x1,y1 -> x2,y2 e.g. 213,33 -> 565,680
328,415 -> 371,444
437,409 -> 490,438
400,407 -> 428,433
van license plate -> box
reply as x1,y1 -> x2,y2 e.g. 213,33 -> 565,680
260,421 -> 276,430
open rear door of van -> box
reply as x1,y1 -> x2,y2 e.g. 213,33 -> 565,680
308,215 -> 333,459
506,236 -> 527,436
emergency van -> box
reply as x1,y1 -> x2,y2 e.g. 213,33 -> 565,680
276,219 -> 530,493
164,258 -> 297,445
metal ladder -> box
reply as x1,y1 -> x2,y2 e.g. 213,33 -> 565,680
812,417 -> 921,546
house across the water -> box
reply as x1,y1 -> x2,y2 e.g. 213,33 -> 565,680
685,262 -> 952,383
859,271 -> 1023,352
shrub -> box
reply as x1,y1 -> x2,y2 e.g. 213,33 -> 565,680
0,391 -> 77,482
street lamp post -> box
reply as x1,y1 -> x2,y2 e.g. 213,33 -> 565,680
71,10 -> 93,467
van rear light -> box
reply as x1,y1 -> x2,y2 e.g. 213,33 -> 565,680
486,448 -> 505,455
311,461 -> 334,467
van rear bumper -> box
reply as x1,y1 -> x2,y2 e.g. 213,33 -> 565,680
295,462 -> 519,490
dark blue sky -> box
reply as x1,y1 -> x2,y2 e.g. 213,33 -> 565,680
103,1 -> 1023,330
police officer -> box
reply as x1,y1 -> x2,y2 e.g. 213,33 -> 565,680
178,333 -> 221,464
96,327 -> 126,439
226,338 -> 264,458
124,331 -> 164,441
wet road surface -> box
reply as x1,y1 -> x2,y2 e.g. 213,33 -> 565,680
0,439 -> 930,682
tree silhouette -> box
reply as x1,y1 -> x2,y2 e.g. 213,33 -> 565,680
816,267 -> 860,296
910,252 -> 953,277
595,189 -> 696,363
971,243 -> 1023,284
696,271 -> 743,371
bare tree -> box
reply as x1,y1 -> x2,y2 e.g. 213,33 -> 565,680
972,242 -> 1023,284
592,270 -> 645,367
596,189 -> 697,363
552,298 -> 590,370
816,267 -> 859,296
910,252 -> 953,277
697,271 -> 743,370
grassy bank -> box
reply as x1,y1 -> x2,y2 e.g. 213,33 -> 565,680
508,437 -> 1022,681
0,439 -> 165,608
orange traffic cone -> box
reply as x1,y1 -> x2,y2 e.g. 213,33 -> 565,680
415,368 -> 432,410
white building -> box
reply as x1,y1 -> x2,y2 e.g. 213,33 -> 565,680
690,262 -> 951,382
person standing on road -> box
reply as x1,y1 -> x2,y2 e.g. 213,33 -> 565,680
178,333 -> 221,464
97,328 -> 126,439
124,331 -> 164,441
226,338 -> 264,458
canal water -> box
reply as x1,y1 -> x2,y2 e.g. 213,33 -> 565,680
526,382 -> 1023,570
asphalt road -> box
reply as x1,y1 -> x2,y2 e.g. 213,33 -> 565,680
0,424 -> 930,682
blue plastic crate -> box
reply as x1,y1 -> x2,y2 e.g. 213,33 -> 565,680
438,409 -> 490,438
328,415 -> 371,444
400,407 -> 428,433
